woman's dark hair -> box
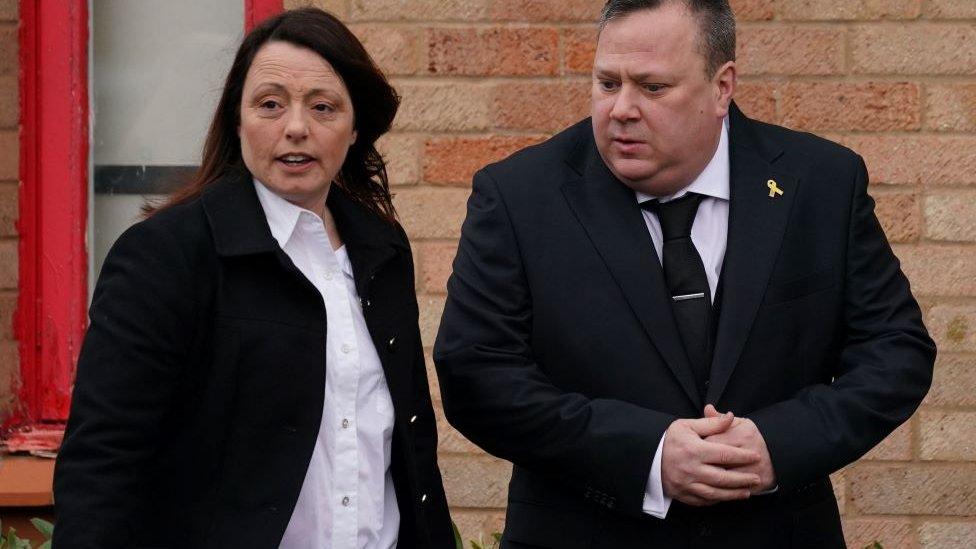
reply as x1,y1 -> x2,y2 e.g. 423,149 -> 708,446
147,7 -> 400,222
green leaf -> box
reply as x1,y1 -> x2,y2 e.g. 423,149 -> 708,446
471,542 -> 483,549
30,519 -> 53,540
37,542 -> 50,549
452,522 -> 463,549
863,543 -> 883,549
492,532 -> 502,542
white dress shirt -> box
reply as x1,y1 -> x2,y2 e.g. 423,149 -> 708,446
253,181 -> 399,549
636,118 -> 731,519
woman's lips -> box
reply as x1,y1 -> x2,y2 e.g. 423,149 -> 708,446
276,156 -> 315,173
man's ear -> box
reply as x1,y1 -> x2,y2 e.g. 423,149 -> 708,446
714,60 -> 737,115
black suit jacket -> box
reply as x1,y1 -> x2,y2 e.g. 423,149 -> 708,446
434,104 -> 935,548
54,171 -> 454,548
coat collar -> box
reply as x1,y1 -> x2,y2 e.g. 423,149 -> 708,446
201,169 -> 407,296
706,102 -> 797,404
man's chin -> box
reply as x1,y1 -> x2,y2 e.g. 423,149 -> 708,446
608,164 -> 685,197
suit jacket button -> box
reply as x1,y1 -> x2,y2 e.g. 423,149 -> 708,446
388,336 -> 397,352
420,493 -> 427,503
410,415 -> 418,424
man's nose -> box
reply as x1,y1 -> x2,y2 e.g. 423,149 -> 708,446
609,85 -> 640,122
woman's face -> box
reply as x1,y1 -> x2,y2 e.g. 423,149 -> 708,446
239,41 -> 357,212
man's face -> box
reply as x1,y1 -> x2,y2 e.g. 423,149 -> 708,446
591,3 -> 734,196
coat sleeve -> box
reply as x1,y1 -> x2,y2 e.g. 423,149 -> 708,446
53,218 -> 200,547
433,169 -> 676,518
749,154 -> 936,490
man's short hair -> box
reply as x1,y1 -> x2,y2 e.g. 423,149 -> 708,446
599,0 -> 736,78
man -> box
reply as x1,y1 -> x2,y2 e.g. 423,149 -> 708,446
433,0 -> 935,547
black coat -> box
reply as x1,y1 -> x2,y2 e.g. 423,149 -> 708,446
434,104 -> 935,548
54,171 -> 454,548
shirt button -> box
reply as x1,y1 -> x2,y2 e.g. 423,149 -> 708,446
323,271 -> 334,281
341,496 -> 350,506
341,343 -> 352,354
341,418 -> 350,429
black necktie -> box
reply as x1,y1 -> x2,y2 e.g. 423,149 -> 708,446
642,193 -> 712,398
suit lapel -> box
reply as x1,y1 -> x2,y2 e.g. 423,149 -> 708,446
706,107 -> 798,404
561,132 -> 702,409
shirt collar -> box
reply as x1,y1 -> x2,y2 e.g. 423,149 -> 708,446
636,116 -> 730,204
252,178 -> 313,249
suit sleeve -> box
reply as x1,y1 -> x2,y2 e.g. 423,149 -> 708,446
749,154 -> 935,490
53,220 -> 199,547
434,169 -> 675,518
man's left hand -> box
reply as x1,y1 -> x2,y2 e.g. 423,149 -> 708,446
703,405 -> 776,492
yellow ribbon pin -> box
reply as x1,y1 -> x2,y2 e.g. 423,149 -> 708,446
767,179 -> 784,198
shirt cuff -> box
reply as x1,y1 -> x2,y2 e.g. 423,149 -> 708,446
642,432 -> 673,518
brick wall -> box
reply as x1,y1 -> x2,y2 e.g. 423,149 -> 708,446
0,0 -> 971,546
283,0 -> 976,547
0,0 -> 18,423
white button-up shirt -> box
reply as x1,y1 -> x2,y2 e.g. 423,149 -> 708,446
253,181 -> 399,549
635,118 -> 731,519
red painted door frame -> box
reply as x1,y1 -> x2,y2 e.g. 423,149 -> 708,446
8,0 -> 282,439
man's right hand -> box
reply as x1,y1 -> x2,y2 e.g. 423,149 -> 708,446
661,412 -> 762,506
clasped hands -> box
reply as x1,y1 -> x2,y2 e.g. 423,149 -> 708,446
661,404 -> 776,507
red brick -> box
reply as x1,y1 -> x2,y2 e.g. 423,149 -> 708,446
0,238 -> 16,290
450,509 -> 506,549
852,24 -> 976,75
926,84 -> 976,132
926,305 -> 976,353
0,0 -> 16,22
920,411 -> 976,461
874,192 -> 920,243
393,81 -> 491,132
376,133 -> 421,186
283,0 -> 346,17
863,420 -> 913,461
927,0 -> 976,19
0,182 -> 16,237
831,468 -> 847,515
842,518 -> 915,549
895,245 -> 976,297
440,454 -> 512,508
919,521 -> 976,549
779,0 -> 921,20
0,290 -> 13,340
842,135 -> 976,185
734,81 -> 778,124
394,187 -> 471,240
563,26 -> 596,75
730,0 -> 775,21
418,294 -> 445,349
489,0 -> 596,22
0,340 -> 18,420
849,464 -> 976,515
780,82 -> 921,132
924,191 -> 976,242
492,80 -> 590,132
0,75 -> 16,129
0,24 -> 16,77
349,24 -> 424,76
349,0 -> 487,21
924,353 -> 976,407
423,135 -> 546,186
428,27 -> 560,76
415,240 -> 458,294
0,129 -> 17,181
737,26 -> 845,76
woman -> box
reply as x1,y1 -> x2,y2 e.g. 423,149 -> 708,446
53,8 -> 453,548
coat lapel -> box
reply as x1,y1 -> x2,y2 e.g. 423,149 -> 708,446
561,130 -> 702,409
706,106 -> 798,405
